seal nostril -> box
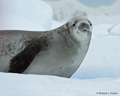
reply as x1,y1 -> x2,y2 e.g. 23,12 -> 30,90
81,22 -> 86,26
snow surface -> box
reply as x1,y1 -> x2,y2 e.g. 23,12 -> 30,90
51,20 -> 64,29
110,24 -> 120,35
0,0 -> 120,96
92,24 -> 113,37
88,15 -> 120,25
0,0 -> 53,31
0,72 -> 120,96
72,36 -> 120,79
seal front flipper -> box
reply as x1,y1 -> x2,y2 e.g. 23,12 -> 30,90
8,37 -> 48,73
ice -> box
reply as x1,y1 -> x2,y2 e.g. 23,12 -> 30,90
92,24 -> 113,37
51,20 -> 64,29
109,24 -> 120,35
88,15 -> 120,25
0,0 -> 53,31
0,72 -> 120,96
72,36 -> 120,79
45,0 -> 120,21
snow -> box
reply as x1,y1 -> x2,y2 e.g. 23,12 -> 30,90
0,0 -> 53,31
72,36 -> 120,79
88,15 -> 120,37
0,72 -> 120,96
92,24 -> 113,37
45,0 -> 120,21
51,20 -> 64,29
109,24 -> 120,35
0,0 -> 120,96
88,15 -> 120,25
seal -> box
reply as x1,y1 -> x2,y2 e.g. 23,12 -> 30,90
0,16 -> 92,77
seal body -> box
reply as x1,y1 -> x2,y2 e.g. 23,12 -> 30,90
0,16 -> 92,77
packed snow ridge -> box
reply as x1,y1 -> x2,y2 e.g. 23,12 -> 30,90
0,72 -> 120,96
0,0 -> 53,31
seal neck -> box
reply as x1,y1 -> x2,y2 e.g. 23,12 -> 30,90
56,25 -> 80,48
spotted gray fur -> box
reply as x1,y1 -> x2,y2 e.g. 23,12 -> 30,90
0,16 -> 92,77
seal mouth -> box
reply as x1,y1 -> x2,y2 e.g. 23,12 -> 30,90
82,28 -> 92,35
82,28 -> 91,32
82,29 -> 87,31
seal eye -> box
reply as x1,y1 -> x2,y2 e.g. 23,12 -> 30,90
72,23 -> 76,27
88,20 -> 92,26
72,20 -> 77,27
90,23 -> 92,26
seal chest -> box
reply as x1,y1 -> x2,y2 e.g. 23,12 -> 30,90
0,16 -> 92,78
24,37 -> 88,77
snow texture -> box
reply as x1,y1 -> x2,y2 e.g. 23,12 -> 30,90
92,24 -> 113,37
45,0 -> 120,21
110,24 -> 120,35
72,36 -> 120,79
0,0 -> 53,31
0,72 -> 120,96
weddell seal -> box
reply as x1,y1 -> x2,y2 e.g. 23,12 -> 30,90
0,16 -> 92,77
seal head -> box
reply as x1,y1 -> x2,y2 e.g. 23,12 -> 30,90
65,16 -> 92,45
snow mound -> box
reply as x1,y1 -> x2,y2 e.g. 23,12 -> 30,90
0,72 -> 120,96
109,24 -> 120,35
72,36 -> 120,79
93,24 -> 113,37
45,0 -> 120,21
51,20 -> 64,29
0,0 -> 53,31
89,15 -> 120,25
